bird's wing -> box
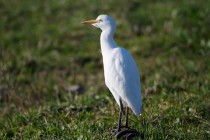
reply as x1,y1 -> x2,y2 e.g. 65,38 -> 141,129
108,47 -> 142,115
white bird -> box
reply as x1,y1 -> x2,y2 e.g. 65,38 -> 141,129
82,15 -> 142,138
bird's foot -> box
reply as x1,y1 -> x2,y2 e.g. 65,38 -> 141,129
116,128 -> 140,140
110,126 -> 129,135
110,126 -> 141,140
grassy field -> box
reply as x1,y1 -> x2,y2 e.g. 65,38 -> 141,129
0,0 -> 210,139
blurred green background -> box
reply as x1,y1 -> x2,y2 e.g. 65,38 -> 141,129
0,0 -> 210,139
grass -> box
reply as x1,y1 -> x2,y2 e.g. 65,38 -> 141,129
0,0 -> 210,139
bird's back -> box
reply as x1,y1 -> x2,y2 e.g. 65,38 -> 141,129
103,47 -> 142,116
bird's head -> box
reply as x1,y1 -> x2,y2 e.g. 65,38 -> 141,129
81,15 -> 116,32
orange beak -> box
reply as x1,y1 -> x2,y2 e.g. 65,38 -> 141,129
81,20 -> 99,24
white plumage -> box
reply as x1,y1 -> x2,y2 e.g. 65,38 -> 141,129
82,14 -> 142,116
103,47 -> 142,115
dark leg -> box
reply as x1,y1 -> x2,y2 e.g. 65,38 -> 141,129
116,106 -> 141,139
110,98 -> 124,134
119,99 -> 125,115
117,99 -> 124,131
125,106 -> 128,128
110,99 -> 142,139
117,107 -> 122,131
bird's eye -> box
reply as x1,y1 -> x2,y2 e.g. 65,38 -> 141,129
98,19 -> 103,22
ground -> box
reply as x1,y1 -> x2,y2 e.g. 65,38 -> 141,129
0,0 -> 210,139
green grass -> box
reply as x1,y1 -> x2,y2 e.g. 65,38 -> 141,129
0,0 -> 210,139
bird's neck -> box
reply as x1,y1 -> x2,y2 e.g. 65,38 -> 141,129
100,28 -> 117,55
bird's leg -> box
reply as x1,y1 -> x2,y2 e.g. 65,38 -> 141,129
118,106 -> 129,131
117,107 -> 123,131
119,98 -> 125,115
118,99 -> 125,131
110,99 -> 124,134
116,106 -> 141,139
125,106 -> 128,128
111,99 -> 141,139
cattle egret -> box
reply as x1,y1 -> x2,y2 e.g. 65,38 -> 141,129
81,15 -> 142,139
